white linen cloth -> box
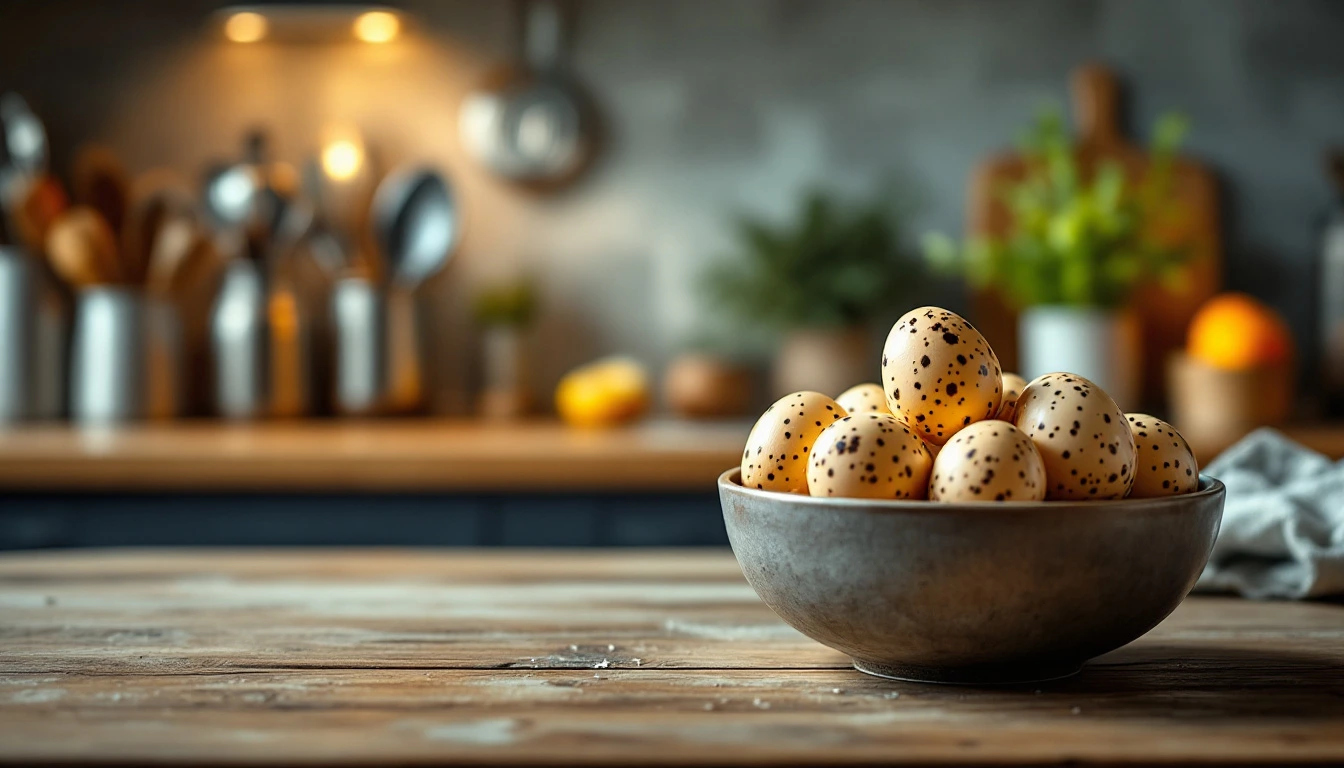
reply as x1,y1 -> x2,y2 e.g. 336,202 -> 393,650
1194,428 -> 1344,600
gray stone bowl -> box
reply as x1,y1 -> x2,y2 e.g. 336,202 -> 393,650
718,468 -> 1225,685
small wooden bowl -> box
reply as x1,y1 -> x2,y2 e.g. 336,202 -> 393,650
1167,353 -> 1293,460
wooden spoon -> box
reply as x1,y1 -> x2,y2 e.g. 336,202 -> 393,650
13,174 -> 68,254
125,170 -> 194,286
72,144 -> 130,242
45,206 -> 122,287
167,234 -> 220,301
145,214 -> 198,297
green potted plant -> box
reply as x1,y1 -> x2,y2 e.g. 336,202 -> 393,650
704,187 -> 918,397
473,280 -> 537,420
923,109 -> 1189,408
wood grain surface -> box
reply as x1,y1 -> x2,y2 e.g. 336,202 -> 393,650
1,549 -> 1342,766
0,420 -> 748,492
0,420 -> 1338,495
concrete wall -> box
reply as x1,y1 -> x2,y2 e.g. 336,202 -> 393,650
2,0 -> 1341,410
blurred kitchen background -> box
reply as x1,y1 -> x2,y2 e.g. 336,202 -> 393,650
1,0 -> 1342,548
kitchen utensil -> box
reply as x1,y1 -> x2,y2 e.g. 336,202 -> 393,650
69,287 -> 180,423
459,0 -> 598,189
718,468 -> 1225,684
0,246 -> 66,423
125,170 -> 196,287
969,64 -> 1220,404
12,174 -> 68,254
209,259 -> 311,419
349,166 -> 456,414
0,93 -> 48,243
203,130 -> 297,263
46,206 -> 122,287
370,166 -> 458,288
72,145 -> 130,241
0,93 -> 47,177
144,216 -> 203,297
202,161 -> 263,234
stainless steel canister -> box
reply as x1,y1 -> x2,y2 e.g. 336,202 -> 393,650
210,259 -> 311,419
69,287 -> 180,423
331,277 -> 387,416
0,247 -> 66,423
330,278 -> 425,416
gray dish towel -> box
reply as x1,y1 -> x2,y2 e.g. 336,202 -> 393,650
1195,428 -> 1344,600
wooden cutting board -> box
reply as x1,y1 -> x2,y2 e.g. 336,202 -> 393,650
969,64 -> 1221,406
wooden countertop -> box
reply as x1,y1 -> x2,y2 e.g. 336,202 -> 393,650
1,549 -> 1342,766
0,420 -> 748,492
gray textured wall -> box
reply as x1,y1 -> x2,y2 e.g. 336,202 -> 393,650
2,0 -> 1341,409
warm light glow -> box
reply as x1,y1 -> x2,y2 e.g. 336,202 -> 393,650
353,11 -> 400,43
224,11 -> 268,43
322,140 -> 363,182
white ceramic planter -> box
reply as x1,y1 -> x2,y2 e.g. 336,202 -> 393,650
1018,306 -> 1140,410
772,326 -> 871,399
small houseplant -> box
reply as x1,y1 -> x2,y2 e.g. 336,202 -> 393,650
923,109 -> 1190,406
704,188 -> 918,396
473,280 -> 537,420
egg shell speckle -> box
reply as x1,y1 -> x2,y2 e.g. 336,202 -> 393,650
1013,373 -> 1136,500
995,372 -> 1029,422
742,391 -> 846,493
929,420 -> 1046,502
835,383 -> 892,416
807,413 -> 933,499
882,307 -> 1002,446
1125,413 -> 1200,497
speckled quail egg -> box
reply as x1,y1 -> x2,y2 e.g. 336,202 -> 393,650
929,420 -> 1047,502
1126,413 -> 1200,497
882,307 -> 1002,446
995,372 -> 1029,421
1013,373 -> 1136,500
835,382 -> 892,416
742,391 -> 846,493
807,413 -> 934,499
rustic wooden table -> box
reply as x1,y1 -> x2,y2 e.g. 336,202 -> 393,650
1,549 -> 1342,766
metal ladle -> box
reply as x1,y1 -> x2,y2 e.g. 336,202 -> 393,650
0,93 -> 48,179
0,93 -> 49,243
332,167 -> 458,414
370,166 -> 459,288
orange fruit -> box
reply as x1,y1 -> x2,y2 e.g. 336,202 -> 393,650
1187,293 -> 1293,371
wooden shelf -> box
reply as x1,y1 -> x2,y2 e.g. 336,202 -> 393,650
0,419 -> 1337,494
0,420 -> 749,493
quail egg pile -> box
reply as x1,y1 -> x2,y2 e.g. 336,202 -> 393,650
741,306 -> 1201,502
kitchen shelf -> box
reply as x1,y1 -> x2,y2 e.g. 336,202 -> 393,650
0,419 -> 750,493
0,420 -> 1337,494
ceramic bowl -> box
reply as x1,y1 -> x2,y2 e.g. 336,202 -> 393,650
718,468 -> 1225,685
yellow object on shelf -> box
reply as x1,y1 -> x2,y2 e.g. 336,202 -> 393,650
555,357 -> 650,428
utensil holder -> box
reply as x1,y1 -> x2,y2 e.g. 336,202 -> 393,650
209,259 -> 312,419
0,247 -> 66,423
331,278 -> 424,416
69,287 -> 180,423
